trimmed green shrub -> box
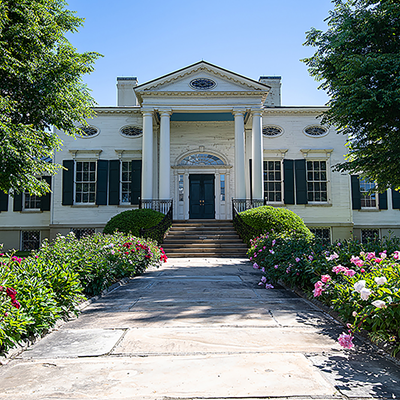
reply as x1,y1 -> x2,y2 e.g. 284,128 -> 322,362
103,209 -> 165,237
240,206 -> 313,244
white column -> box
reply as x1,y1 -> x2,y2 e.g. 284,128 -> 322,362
233,109 -> 246,199
159,109 -> 172,199
252,109 -> 263,199
142,109 -> 154,200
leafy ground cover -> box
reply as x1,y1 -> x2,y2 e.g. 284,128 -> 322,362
249,232 -> 400,356
0,232 -> 167,354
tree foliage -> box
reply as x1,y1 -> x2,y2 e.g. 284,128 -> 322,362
0,0 -> 101,195
303,0 -> 400,191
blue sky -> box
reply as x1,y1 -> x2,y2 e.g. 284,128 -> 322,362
66,0 -> 334,107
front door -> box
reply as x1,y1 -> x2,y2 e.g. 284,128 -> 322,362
189,174 -> 215,219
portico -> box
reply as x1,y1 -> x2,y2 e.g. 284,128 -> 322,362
134,61 -> 270,219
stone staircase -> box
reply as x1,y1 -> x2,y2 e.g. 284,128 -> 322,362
162,220 -> 248,258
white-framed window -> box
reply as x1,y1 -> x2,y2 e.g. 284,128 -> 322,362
359,178 -> 377,208
310,227 -> 331,244
307,160 -> 328,202
121,161 -> 132,204
24,192 -> 41,210
361,229 -> 379,243
178,174 -> 184,202
263,160 -> 282,203
71,228 -> 95,240
21,230 -> 40,251
75,161 -> 96,204
220,174 -> 226,201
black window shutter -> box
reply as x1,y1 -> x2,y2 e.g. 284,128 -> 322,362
131,160 -> 142,205
13,193 -> 22,212
109,160 -> 120,205
40,176 -> 52,211
0,192 -> 8,212
351,175 -> 361,210
62,160 -> 74,205
96,160 -> 109,205
295,159 -> 308,205
283,159 -> 294,205
378,191 -> 388,210
392,188 -> 400,209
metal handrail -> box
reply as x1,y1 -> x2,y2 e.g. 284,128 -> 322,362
232,199 -> 261,246
232,198 -> 265,213
139,198 -> 172,215
139,199 -> 173,244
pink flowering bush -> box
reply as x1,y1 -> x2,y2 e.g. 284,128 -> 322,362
248,233 -> 400,355
315,250 -> 400,355
35,232 -> 167,296
0,232 -> 167,354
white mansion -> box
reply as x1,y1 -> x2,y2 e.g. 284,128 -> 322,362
1,61 -> 399,251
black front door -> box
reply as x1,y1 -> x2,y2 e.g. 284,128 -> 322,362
189,174 -> 215,219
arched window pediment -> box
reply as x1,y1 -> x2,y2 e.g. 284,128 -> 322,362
178,153 -> 225,166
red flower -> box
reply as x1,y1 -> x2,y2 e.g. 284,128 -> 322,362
6,287 -> 17,301
12,300 -> 21,309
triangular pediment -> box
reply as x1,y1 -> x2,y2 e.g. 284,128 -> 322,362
134,61 -> 270,103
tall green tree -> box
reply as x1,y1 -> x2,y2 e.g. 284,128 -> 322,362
0,0 -> 101,195
303,0 -> 400,191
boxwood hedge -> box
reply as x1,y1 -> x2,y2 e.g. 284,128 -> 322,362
240,206 -> 313,242
103,209 -> 165,237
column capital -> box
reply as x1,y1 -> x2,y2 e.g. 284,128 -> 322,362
232,108 -> 246,117
159,108 -> 173,116
251,108 -> 263,117
141,108 -> 154,116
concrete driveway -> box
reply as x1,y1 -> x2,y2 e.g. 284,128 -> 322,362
0,258 -> 399,399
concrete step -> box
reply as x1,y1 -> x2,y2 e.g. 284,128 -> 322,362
162,243 -> 248,249
164,247 -> 247,254
163,220 -> 246,258
166,233 -> 240,239
168,227 -> 236,232
167,253 -> 247,258
163,239 -> 243,244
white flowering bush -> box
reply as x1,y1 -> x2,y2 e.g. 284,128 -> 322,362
250,233 -> 400,355
314,250 -> 400,355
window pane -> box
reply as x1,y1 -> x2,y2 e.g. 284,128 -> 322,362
307,159 -> 327,202
263,160 -> 282,202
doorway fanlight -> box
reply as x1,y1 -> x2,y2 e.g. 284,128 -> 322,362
178,153 -> 224,166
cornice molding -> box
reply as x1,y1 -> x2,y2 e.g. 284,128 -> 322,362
115,149 -> 142,159
137,90 -> 266,98
93,107 -> 142,115
69,149 -> 102,159
262,107 -> 328,115
138,65 -> 267,92
300,149 -> 333,159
